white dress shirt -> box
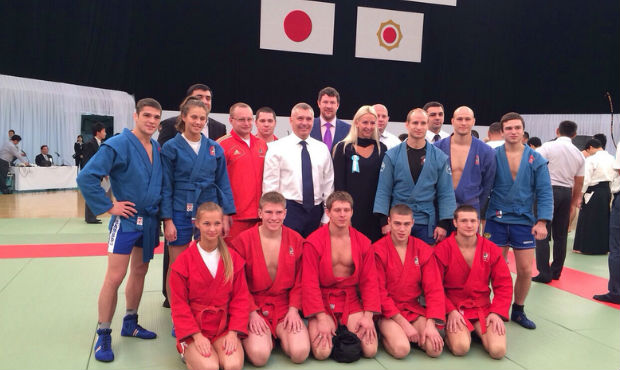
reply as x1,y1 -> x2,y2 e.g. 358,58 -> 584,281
319,116 -> 336,140
536,136 -> 585,188
197,242 -> 220,278
486,140 -> 505,149
582,150 -> 617,192
0,141 -> 27,164
425,129 -> 449,143
380,130 -> 402,149
263,133 -> 334,222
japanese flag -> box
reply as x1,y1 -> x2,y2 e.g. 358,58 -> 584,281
260,0 -> 335,55
355,7 -> 424,63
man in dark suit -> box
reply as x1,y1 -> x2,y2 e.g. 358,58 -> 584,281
157,83 -> 227,146
157,83 -> 227,308
82,122 -> 107,224
35,145 -> 54,167
310,86 -> 350,152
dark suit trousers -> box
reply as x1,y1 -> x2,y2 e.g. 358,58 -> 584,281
609,192 -> 620,296
284,200 -> 323,238
536,186 -> 572,278
0,159 -> 9,193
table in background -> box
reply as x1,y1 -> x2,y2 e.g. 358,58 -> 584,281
9,166 -> 78,191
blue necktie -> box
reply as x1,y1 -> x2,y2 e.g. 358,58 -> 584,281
300,140 -> 314,211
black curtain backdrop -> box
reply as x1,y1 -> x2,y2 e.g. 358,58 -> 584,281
1,0 -> 618,126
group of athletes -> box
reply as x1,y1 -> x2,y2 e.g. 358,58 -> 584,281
77,84 -> 558,369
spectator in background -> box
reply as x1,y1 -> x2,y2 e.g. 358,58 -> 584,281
485,122 -> 504,148
593,133 -> 607,150
8,129 -> 15,139
35,145 -> 53,167
573,139 -> 616,255
373,104 -> 401,149
0,135 -> 29,194
158,83 -> 227,146
82,122 -> 107,224
424,101 -> 450,143
527,137 -> 542,149
74,135 -> 84,168
255,106 -> 278,142
522,131 -> 530,145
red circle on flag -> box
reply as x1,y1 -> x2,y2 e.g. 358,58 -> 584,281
283,10 -> 312,42
382,27 -> 397,44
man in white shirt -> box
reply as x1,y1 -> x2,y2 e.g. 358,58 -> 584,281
423,101 -> 450,143
533,121 -> 585,283
263,103 -> 334,237
0,135 -> 29,194
485,122 -> 505,148
593,140 -> 620,304
373,104 -> 401,149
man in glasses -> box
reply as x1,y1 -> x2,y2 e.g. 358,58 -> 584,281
218,103 -> 268,242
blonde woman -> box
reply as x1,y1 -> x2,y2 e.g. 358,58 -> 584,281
332,105 -> 387,242
169,202 -> 249,370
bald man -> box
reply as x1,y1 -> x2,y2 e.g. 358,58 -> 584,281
435,107 -> 496,223
373,104 -> 401,149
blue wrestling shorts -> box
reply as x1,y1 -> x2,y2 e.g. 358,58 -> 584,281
108,216 -> 159,254
169,211 -> 199,246
483,218 -> 535,249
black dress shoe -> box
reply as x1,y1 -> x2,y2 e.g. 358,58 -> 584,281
532,274 -> 552,283
86,219 -> 102,224
593,293 -> 620,304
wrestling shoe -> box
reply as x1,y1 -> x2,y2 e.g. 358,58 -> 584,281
121,314 -> 157,339
511,310 -> 536,329
172,325 -> 176,338
94,328 -> 114,362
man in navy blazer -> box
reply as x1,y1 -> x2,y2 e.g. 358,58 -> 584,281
310,86 -> 350,152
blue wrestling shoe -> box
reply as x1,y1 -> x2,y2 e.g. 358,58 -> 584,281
94,328 -> 114,362
171,325 -> 176,338
511,310 -> 536,329
121,314 -> 157,339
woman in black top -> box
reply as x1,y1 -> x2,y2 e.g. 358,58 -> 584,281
332,105 -> 387,242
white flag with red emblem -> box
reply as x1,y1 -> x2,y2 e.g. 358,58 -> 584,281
355,7 -> 424,63
260,0 -> 335,55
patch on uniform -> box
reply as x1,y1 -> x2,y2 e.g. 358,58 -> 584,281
258,148 -> 263,154
483,252 -> 489,262
483,232 -> 491,239
475,154 -> 480,165
380,162 -> 386,171
210,146 -> 216,156
528,154 -> 534,164
289,246 -> 294,256
136,216 -> 143,226
186,203 -> 193,212
446,165 -> 452,175
233,149 -> 241,156
414,256 -> 419,266
420,155 -> 426,165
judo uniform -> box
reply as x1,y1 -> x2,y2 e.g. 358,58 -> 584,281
435,136 -> 497,211
77,128 -> 162,262
161,133 -> 235,219
374,234 -> 445,323
485,145 -> 553,225
229,225 -> 304,337
374,141 -> 456,238
169,241 -> 250,344
434,234 -> 513,333
302,225 -> 381,325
